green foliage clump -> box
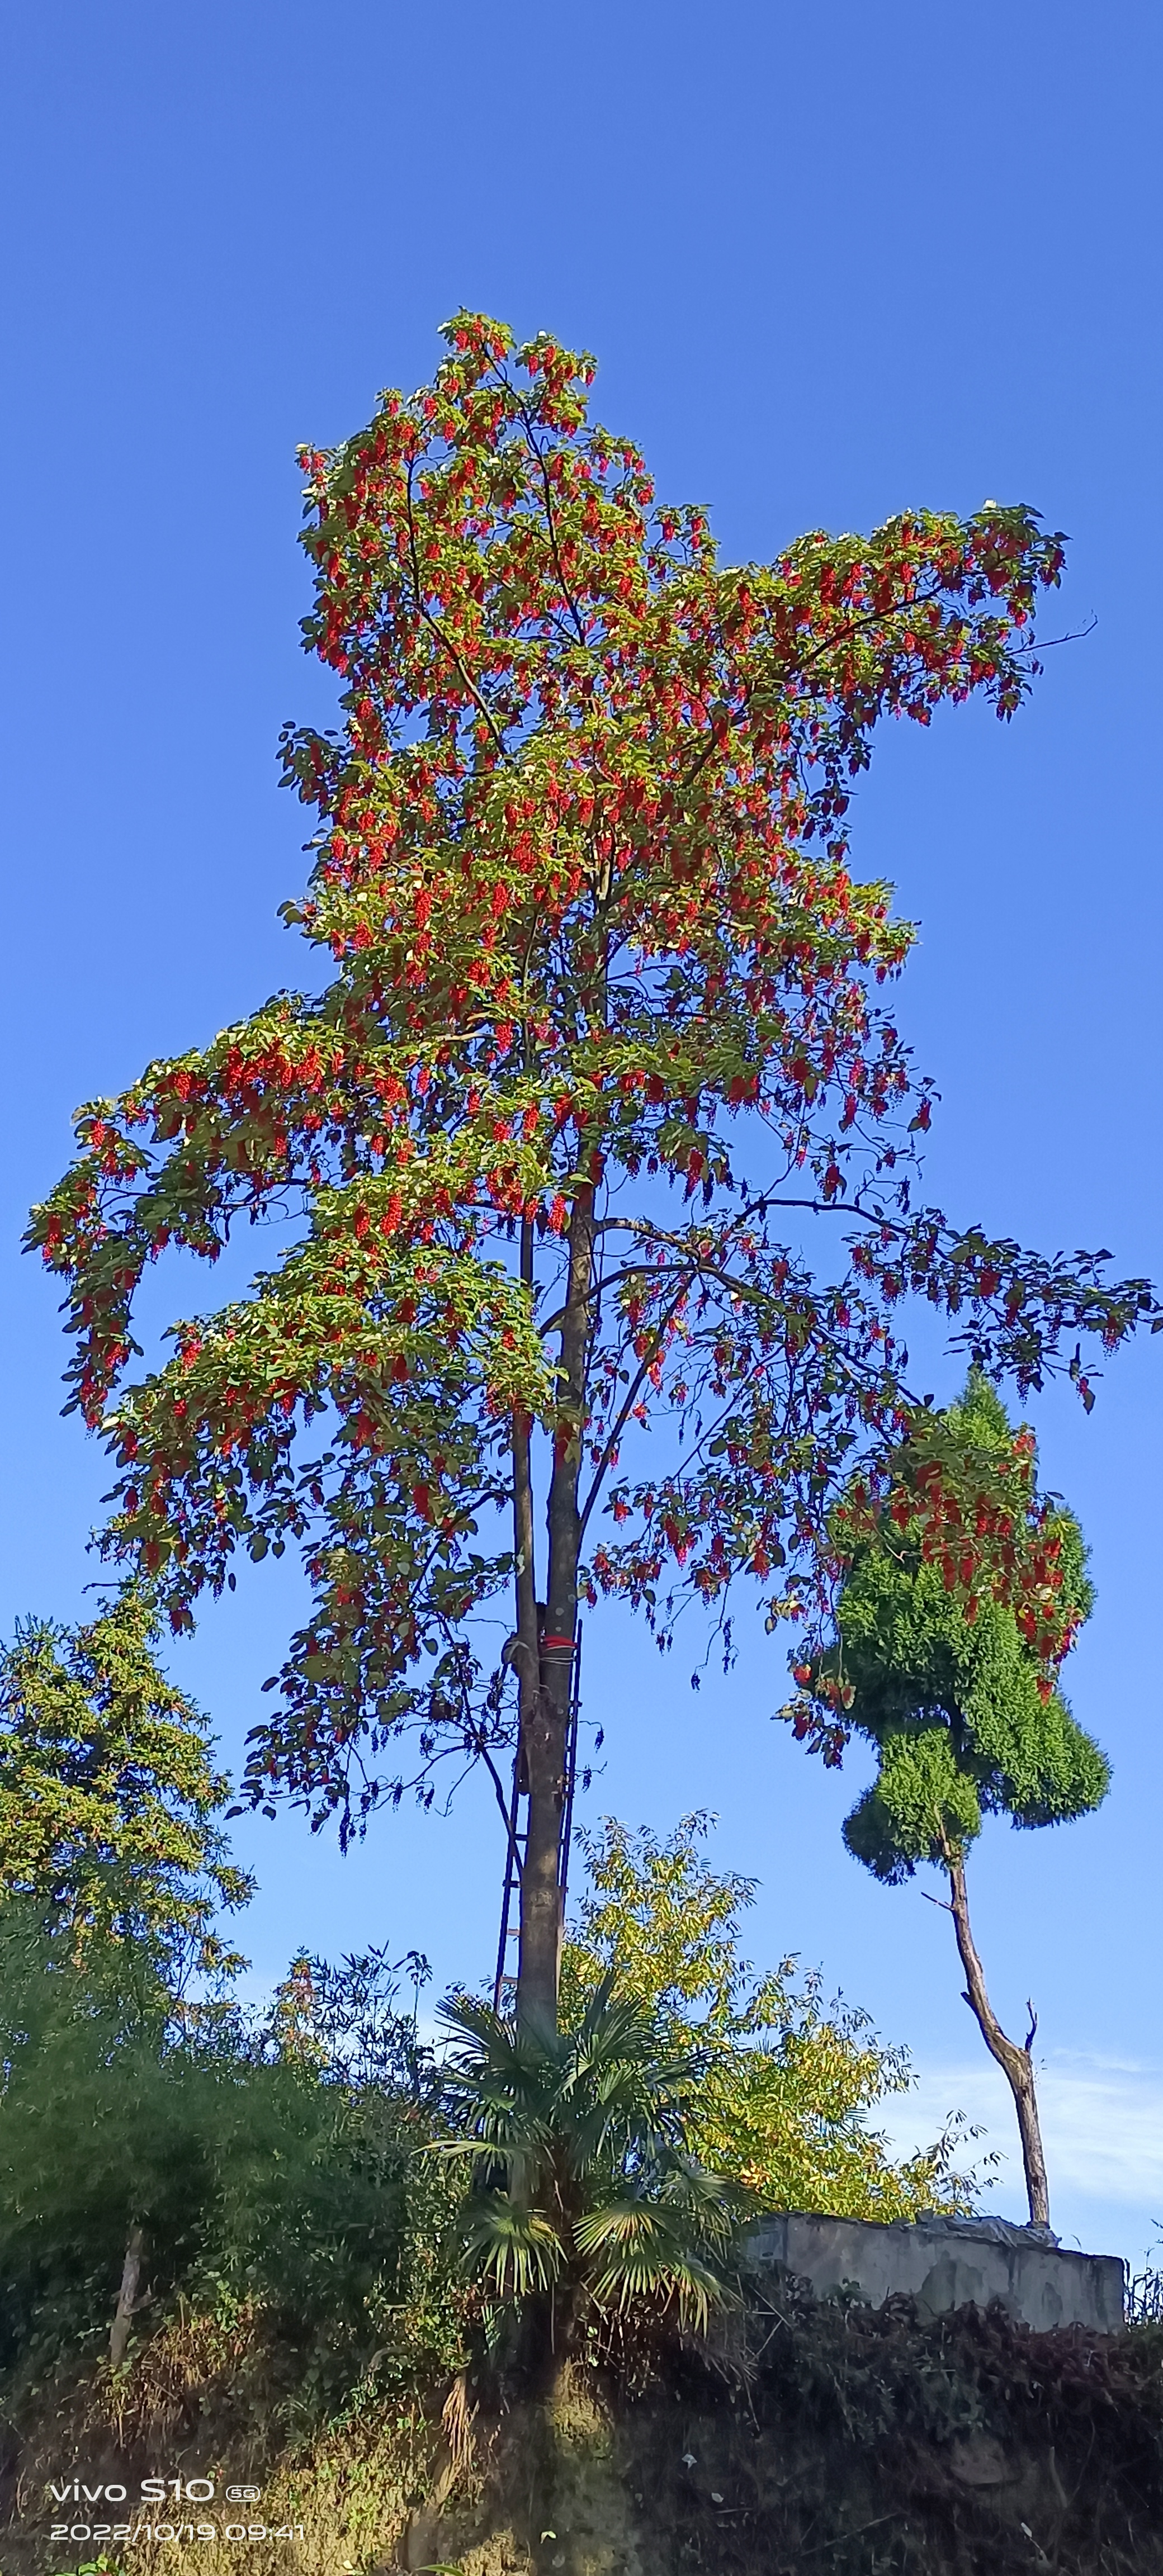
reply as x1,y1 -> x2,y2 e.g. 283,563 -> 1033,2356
0,1915 -> 464,2409
0,1588 -> 467,2417
0,1909 -> 218,2370
821,1375 -> 1109,1882
561,1814 -> 981,2220
439,1980 -> 742,2337
0,1585 -> 252,1982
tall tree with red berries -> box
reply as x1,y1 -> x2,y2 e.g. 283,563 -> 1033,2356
30,317 -> 1156,2034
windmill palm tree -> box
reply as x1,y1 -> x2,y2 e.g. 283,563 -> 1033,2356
438,1977 -> 743,2359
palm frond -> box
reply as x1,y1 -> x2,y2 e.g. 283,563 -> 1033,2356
437,1993 -> 559,2182
650,2160 -> 751,2250
457,2191 -> 565,2300
555,1983 -> 702,2177
574,2199 -> 729,2333
441,1979 -> 742,2334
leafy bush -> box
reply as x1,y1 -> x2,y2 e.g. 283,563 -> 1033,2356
0,1909 -> 221,2369
0,1915 -> 464,2405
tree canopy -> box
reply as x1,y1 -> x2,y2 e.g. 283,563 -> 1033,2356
29,313 -> 1156,2023
801,1374 -> 1108,1884
561,1813 -> 980,2220
0,1587 -> 251,1983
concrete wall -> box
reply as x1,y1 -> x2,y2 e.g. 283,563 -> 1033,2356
747,2210 -> 1126,2334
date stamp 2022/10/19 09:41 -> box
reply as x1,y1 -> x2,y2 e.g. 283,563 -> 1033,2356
46,2475 -> 305,2549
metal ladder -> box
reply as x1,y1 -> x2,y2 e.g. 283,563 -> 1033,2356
492,1624 -> 582,2011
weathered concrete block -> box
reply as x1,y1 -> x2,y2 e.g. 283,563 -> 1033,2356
746,2209 -> 1126,2334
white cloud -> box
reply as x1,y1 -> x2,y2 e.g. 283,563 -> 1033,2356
880,2051 -> 1163,2220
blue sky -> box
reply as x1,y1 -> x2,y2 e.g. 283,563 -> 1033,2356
3,0 -> 1161,2267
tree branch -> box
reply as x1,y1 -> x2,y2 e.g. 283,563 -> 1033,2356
578,1281 -> 691,1535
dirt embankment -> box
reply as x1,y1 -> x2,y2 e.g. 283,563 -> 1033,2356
6,2290 -> 1163,2576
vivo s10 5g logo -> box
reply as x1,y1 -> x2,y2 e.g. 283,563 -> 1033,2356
49,2480 -> 223,2504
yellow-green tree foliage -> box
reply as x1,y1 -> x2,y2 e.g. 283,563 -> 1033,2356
561,1815 -> 977,2220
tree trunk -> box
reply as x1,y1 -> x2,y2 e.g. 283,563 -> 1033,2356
110,2221 -> 145,2366
945,1854 -> 1051,2229
510,1216 -> 547,2027
516,1185 -> 594,2038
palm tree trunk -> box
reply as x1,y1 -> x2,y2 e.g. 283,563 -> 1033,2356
946,1854 -> 1051,2229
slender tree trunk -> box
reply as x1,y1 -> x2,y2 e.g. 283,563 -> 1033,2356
945,1854 -> 1051,2229
110,2221 -> 145,2366
510,1215 -> 545,2026
517,1184 -> 594,2037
